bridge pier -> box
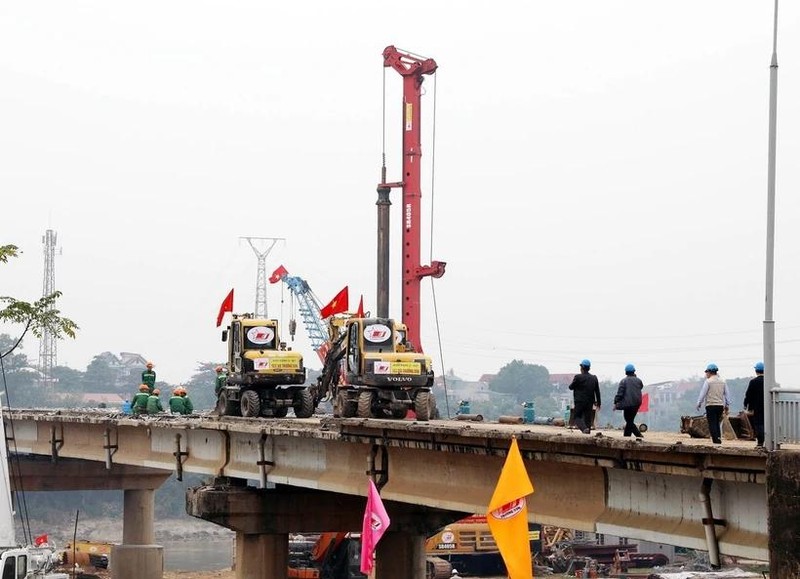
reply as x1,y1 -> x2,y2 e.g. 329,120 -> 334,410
110,489 -> 164,579
187,480 -> 465,579
767,451 -> 800,578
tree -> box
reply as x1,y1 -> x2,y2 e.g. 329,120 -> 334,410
489,360 -> 551,403
0,244 -> 77,360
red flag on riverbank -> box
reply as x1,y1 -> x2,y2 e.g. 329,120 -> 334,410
216,289 -> 234,327
640,393 -> 650,413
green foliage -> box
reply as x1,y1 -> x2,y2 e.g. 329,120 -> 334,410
185,362 -> 224,411
0,243 -> 78,359
489,360 -> 550,403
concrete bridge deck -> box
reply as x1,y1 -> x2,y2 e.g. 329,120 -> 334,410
5,409 -> 800,577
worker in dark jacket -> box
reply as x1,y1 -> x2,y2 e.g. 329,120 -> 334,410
614,363 -> 644,439
131,384 -> 150,416
169,388 -> 186,414
743,361 -> 765,448
141,361 -> 157,393
568,359 -> 601,434
146,388 -> 164,414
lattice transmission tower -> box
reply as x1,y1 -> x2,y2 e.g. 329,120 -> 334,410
38,229 -> 59,390
241,236 -> 284,318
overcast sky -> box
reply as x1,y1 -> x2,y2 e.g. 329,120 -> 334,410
3,2 -> 800,393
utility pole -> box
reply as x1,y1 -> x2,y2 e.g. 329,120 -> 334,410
241,237 -> 285,318
38,229 -> 59,391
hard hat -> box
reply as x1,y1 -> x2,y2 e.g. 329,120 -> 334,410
580,358 -> 591,368
139,384 -> 149,392
705,363 -> 718,373
152,388 -> 160,395
146,361 -> 154,368
173,388 -> 181,395
754,361 -> 765,372
625,363 -> 636,373
215,366 -> 223,372
179,387 -> 188,395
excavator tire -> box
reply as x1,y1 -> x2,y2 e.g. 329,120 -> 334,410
334,391 -> 357,418
293,389 -> 315,418
216,390 -> 240,417
414,391 -> 432,421
240,390 -> 261,418
357,391 -> 373,418
426,556 -> 452,579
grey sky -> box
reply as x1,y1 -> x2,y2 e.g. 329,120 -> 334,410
3,2 -> 800,390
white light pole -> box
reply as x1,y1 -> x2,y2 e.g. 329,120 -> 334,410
763,0 -> 779,451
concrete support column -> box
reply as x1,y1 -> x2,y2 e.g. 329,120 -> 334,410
375,531 -> 426,579
767,451 -> 800,578
111,489 -> 163,579
235,531 -> 288,579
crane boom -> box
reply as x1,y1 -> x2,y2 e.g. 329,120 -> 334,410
378,45 -> 446,354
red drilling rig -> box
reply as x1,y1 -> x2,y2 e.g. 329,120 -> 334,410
376,45 -> 446,355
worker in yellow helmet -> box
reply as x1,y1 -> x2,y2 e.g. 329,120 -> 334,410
179,387 -> 194,415
214,366 -> 227,397
169,388 -> 186,414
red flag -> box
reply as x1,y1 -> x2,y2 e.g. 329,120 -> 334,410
360,479 -> 391,574
34,534 -> 48,546
639,392 -> 650,413
320,286 -> 348,319
216,288 -> 234,327
355,295 -> 364,318
269,265 -> 288,284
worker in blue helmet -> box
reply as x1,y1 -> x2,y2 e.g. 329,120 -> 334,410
614,364 -> 644,439
696,363 -> 731,445
568,358 -> 601,434
743,361 -> 765,448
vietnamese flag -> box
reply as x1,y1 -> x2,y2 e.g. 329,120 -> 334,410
360,478 -> 391,574
320,286 -> 349,319
355,295 -> 365,318
269,265 -> 288,284
486,437 -> 534,579
639,392 -> 650,413
216,289 -> 234,327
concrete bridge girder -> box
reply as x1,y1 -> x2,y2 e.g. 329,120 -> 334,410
5,411 -> 774,563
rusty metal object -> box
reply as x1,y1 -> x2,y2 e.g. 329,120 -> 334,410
454,414 -> 483,422
498,415 -> 523,425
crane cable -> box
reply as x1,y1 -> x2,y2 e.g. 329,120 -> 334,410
427,71 -> 451,418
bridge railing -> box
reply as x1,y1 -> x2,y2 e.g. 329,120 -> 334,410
771,386 -> 800,447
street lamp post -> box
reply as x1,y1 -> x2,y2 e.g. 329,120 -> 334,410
763,0 -> 779,451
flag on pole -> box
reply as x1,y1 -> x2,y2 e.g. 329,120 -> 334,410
355,295 -> 365,318
216,288 -> 234,327
360,478 -> 391,574
486,437 -> 534,579
34,534 -> 48,546
320,286 -> 349,319
269,265 -> 288,284
639,392 -> 650,413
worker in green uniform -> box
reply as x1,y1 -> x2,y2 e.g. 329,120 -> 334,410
169,388 -> 186,414
179,387 -> 194,415
146,388 -> 164,414
132,384 -> 150,416
214,366 -> 227,396
142,361 -> 157,393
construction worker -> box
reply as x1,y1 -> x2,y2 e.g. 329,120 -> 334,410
132,384 -> 150,416
179,387 -> 194,414
142,361 -> 157,393
169,388 -> 186,415
146,388 -> 164,414
696,363 -> 731,445
743,361 -> 765,448
568,359 -> 601,434
214,366 -> 227,396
